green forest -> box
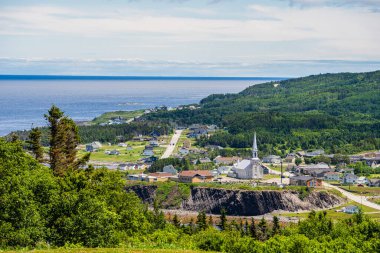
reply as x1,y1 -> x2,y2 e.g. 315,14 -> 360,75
146,71 -> 380,155
1,137 -> 380,252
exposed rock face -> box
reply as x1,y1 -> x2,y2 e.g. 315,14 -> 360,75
127,185 -> 344,216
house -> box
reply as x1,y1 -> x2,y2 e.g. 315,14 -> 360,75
179,148 -> 190,155
86,141 -> 102,152
338,168 -> 355,174
217,166 -> 233,174
369,179 -> 380,187
128,173 -> 148,181
187,128 -> 208,139
163,165 -> 178,175
149,139 -> 159,147
262,155 -> 282,164
298,163 -> 331,175
110,150 -> 120,155
214,156 -> 241,165
341,173 -> 358,184
310,169 -> 332,178
285,153 -> 296,163
343,205 -> 359,214
229,132 -> 264,179
143,146 -> 154,156
147,172 -> 173,182
178,170 -> 214,183
289,175 -> 323,187
118,143 -> 128,147
324,172 -> 341,181
356,176 -> 369,185
198,157 -> 212,164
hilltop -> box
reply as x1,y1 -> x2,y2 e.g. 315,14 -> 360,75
145,71 -> 380,154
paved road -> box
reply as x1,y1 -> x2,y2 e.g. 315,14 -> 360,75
161,130 -> 183,159
323,182 -> 380,211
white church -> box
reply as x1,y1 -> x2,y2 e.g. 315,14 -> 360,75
228,132 -> 264,179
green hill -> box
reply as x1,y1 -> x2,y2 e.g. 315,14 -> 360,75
146,71 -> 380,155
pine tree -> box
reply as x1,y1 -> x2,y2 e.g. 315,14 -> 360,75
250,217 -> 257,238
196,211 -> 207,231
45,105 -> 90,176
27,128 -> 44,162
272,215 -> 280,236
172,214 -> 181,228
258,217 -> 268,241
244,219 -> 249,235
220,208 -> 227,230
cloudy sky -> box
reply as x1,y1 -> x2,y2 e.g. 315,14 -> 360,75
1,0 -> 380,77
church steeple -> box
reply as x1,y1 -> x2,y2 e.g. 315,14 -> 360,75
252,132 -> 258,159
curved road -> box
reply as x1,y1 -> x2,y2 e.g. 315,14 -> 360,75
323,182 -> 380,211
161,130 -> 183,159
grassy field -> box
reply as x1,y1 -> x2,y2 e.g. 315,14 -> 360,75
78,137 -> 169,163
91,110 -> 145,124
280,200 -> 380,221
1,249 -> 205,253
173,130 -> 196,155
339,186 -> 380,196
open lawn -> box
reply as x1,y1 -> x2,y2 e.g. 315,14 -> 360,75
91,110 -> 145,124
78,137 -> 170,163
1,249 -> 205,253
280,200 -> 380,221
339,186 -> 380,196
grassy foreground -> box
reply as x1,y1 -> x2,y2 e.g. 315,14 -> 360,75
1,249 -> 205,253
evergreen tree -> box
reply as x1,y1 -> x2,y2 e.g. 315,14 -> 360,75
45,105 -> 90,176
220,208 -> 227,231
27,127 -> 44,162
172,214 -> 181,228
258,217 -> 268,240
244,219 -> 249,235
272,216 -> 280,236
249,217 -> 257,238
196,211 -> 207,231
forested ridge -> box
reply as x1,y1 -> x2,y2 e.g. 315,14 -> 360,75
145,71 -> 380,154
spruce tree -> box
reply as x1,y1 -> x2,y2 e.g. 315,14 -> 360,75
258,217 -> 268,241
208,215 -> 214,227
250,217 -> 257,238
45,105 -> 90,176
196,211 -> 207,231
27,127 -> 43,162
220,208 -> 227,231
272,215 -> 280,236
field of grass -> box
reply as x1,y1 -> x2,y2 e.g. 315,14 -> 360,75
78,137 -> 169,163
339,186 -> 380,196
1,249 -> 205,253
280,200 -> 380,221
91,110 -> 145,124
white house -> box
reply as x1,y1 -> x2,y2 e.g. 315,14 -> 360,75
356,176 -> 369,185
343,205 -> 359,214
217,166 -> 233,175
86,141 -> 102,152
262,155 -> 282,164
179,148 -> 190,155
324,172 -> 341,181
341,173 -> 358,184
118,143 -> 127,147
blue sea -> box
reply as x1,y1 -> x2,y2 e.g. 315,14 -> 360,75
0,76 -> 283,136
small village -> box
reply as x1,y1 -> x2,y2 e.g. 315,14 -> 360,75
82,122 -> 380,216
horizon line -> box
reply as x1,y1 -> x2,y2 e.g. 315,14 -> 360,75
0,74 -> 289,81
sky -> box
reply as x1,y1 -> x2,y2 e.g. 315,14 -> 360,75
0,0 -> 380,77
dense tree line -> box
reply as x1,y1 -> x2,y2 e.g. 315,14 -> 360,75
145,71 -> 380,154
1,136 -> 380,251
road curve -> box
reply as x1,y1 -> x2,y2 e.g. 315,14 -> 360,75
323,182 -> 380,211
161,130 -> 183,159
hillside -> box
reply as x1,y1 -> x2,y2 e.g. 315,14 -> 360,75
145,71 -> 380,155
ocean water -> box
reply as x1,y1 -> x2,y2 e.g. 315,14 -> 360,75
0,78 -> 279,136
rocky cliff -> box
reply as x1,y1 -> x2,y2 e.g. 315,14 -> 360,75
127,185 -> 344,216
